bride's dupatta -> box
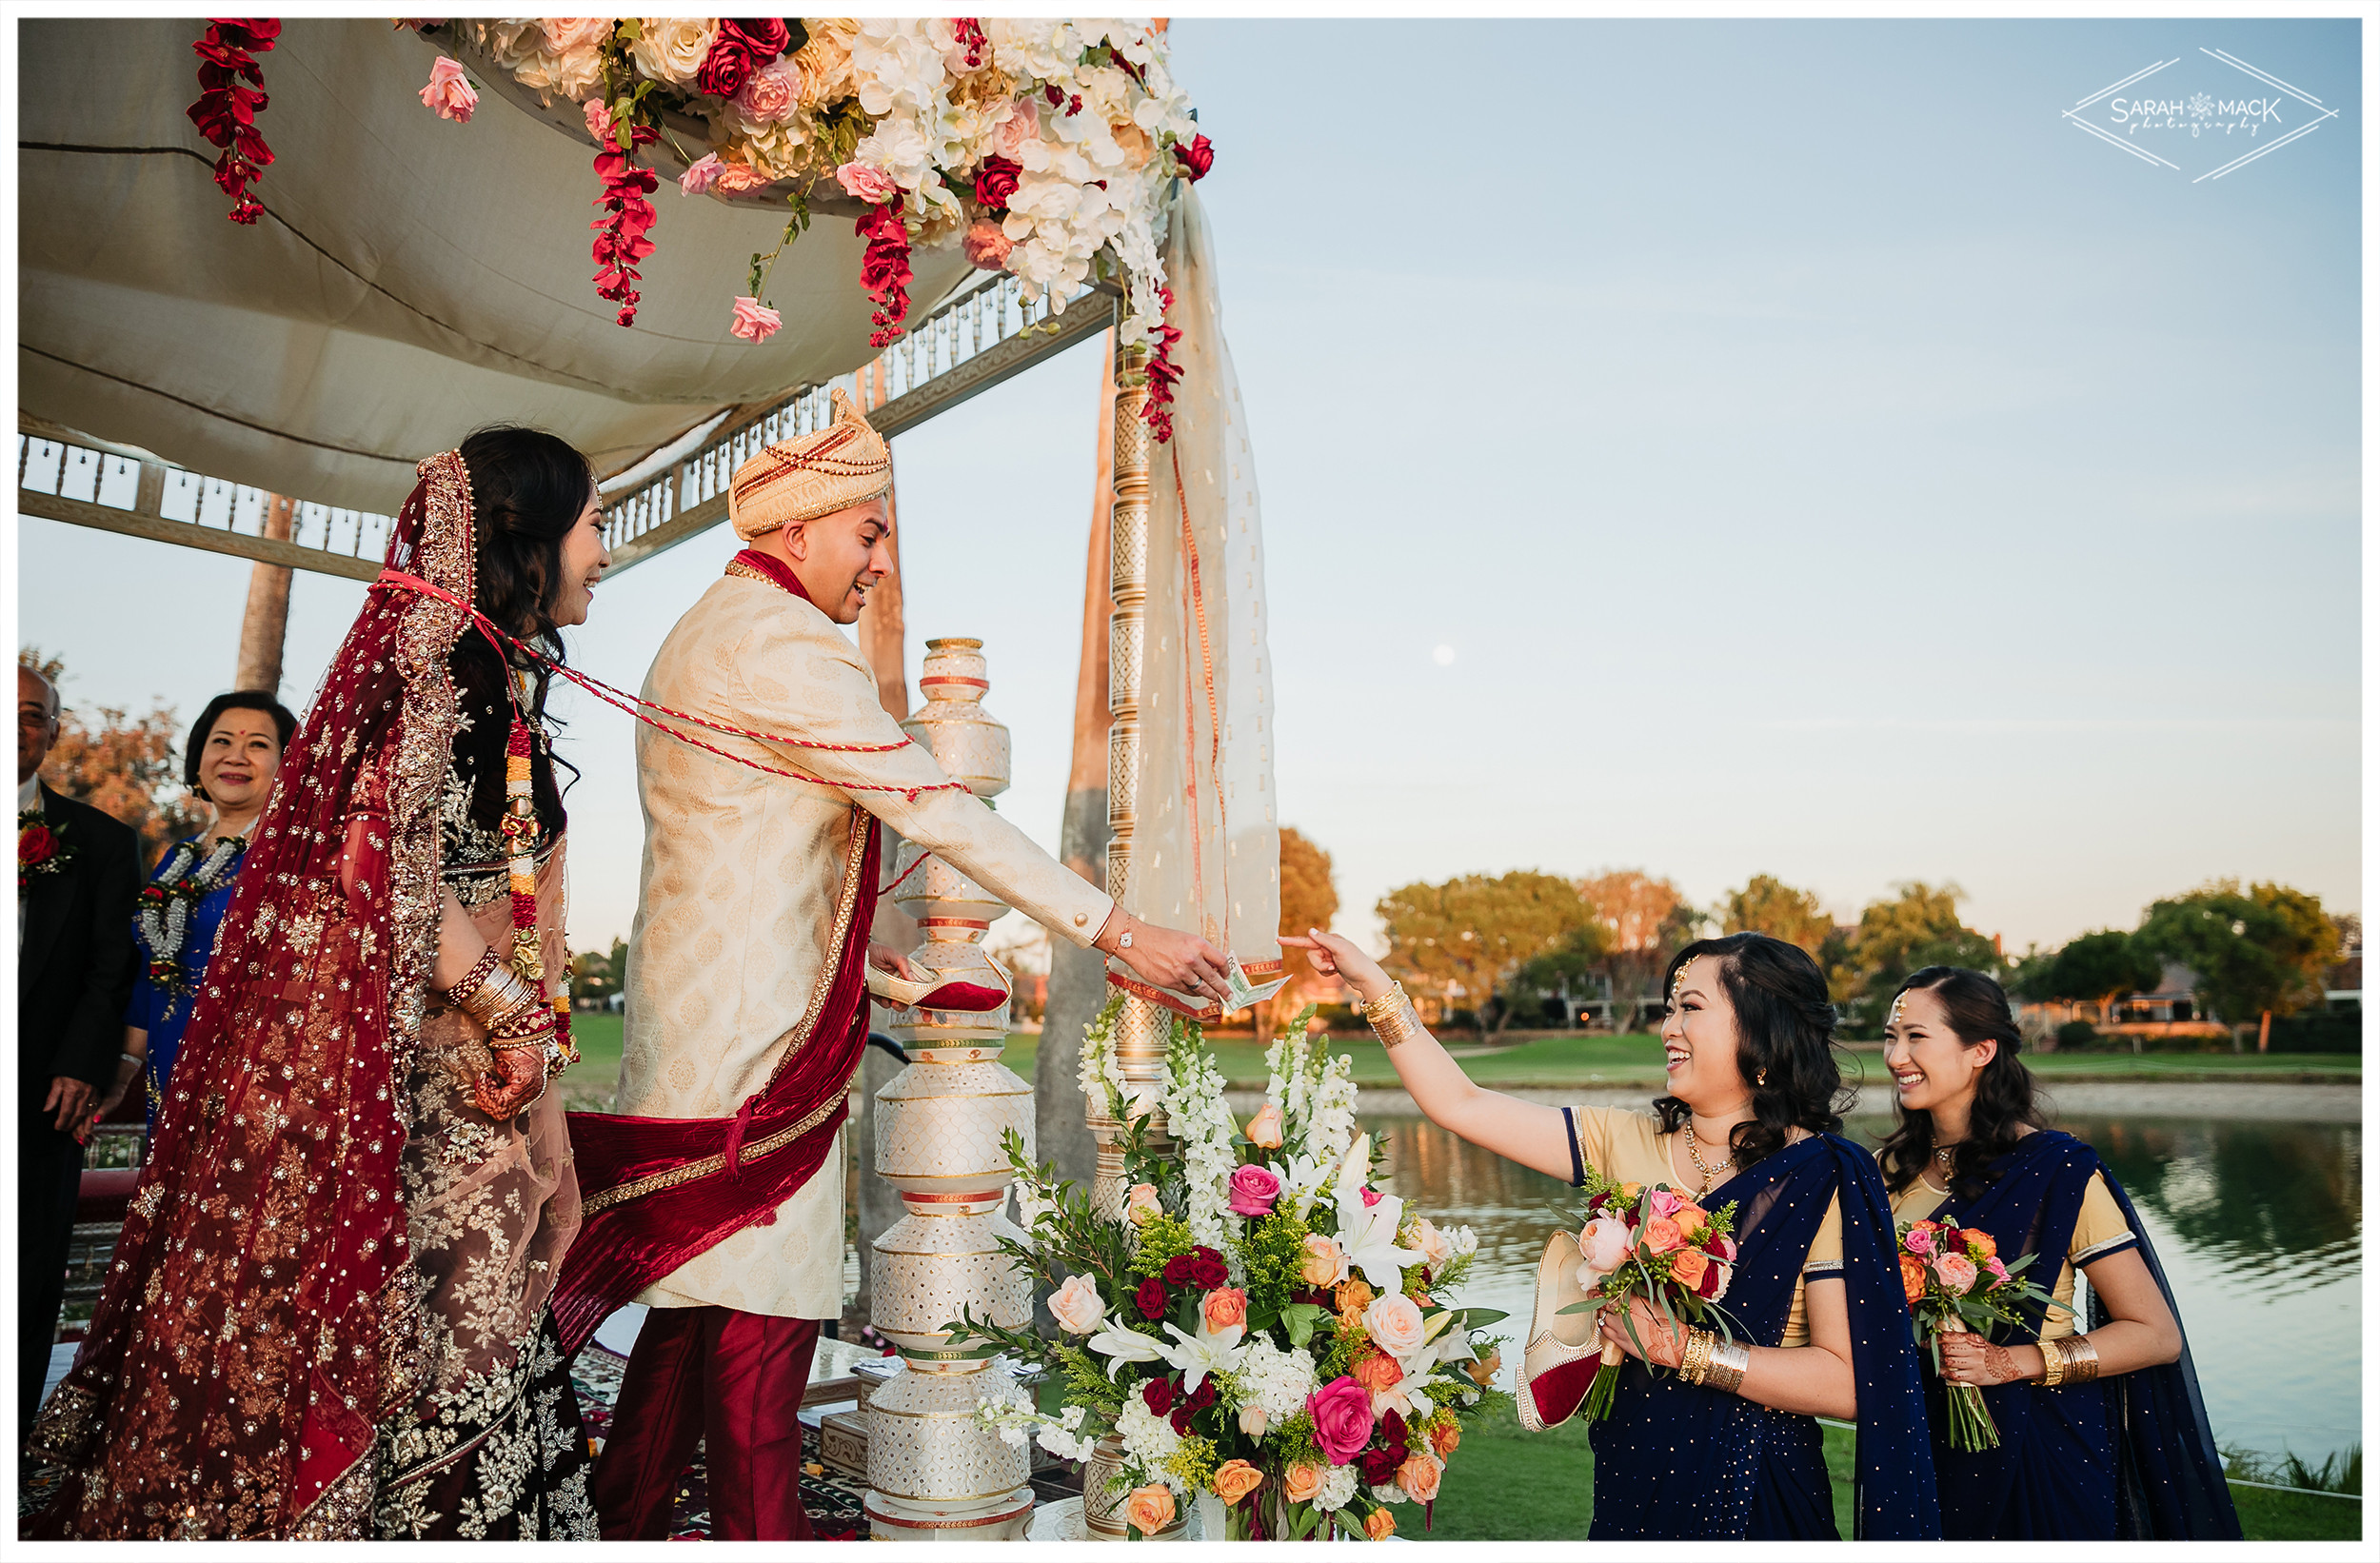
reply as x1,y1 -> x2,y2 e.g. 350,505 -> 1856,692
1528,1135 -> 1939,1539
29,455 -> 481,1538
1932,1131 -> 2241,1540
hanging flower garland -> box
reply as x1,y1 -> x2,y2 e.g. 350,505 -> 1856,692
404,17 -> 1213,425
186,18 -> 282,224
1143,284 -> 1184,443
135,836 -> 247,992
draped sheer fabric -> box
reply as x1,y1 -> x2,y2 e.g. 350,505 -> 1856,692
1579,1136 -> 1940,1540
1929,1130 -> 2241,1540
28,452 -> 587,1538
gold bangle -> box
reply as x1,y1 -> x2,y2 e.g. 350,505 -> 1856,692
2038,1336 -> 2067,1388
1359,981 -> 1406,1022
1704,1338 -> 1749,1395
1363,982 -> 1426,1050
1678,1327 -> 1715,1385
460,966 -> 538,1033
443,948 -> 503,1011
2059,1334 -> 2100,1384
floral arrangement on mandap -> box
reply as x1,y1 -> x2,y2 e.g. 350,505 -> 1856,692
398,17 -> 1209,368
1556,1164 -> 1742,1421
1898,1217 -> 2061,1451
962,1001 -> 1510,1540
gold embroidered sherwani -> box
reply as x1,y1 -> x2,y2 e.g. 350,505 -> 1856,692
619,574 -> 1113,1317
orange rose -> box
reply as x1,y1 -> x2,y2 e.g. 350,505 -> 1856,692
1124,1483 -> 1177,1536
1351,1345 -> 1404,1394
1397,1453 -> 1442,1503
1900,1253 -> 1927,1303
1669,1248 -> 1709,1289
1963,1228 -> 1997,1259
1616,1181 -> 1644,1202
1211,1459 -> 1263,1507
1203,1286 -> 1249,1334
1643,1216 -> 1685,1255
1364,1509 -> 1397,1541
1338,1277 -> 1376,1314
1674,1202 -> 1709,1238
1467,1347 -> 1501,1386
1431,1420 -> 1460,1456
1283,1462 -> 1322,1503
1299,1233 -> 1345,1287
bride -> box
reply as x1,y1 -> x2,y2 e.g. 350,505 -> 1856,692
32,430 -> 610,1539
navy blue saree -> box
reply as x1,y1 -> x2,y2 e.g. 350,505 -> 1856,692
1582,1135 -> 1939,1540
1927,1130 -> 2241,1540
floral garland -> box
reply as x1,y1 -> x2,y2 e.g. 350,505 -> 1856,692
186,19 -> 281,224
135,836 -> 247,994
587,99 -> 661,327
18,809 -> 74,893
407,18 -> 1211,407
1142,284 -> 1184,443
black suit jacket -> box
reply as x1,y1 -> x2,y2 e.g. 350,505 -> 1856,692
18,783 -> 141,1099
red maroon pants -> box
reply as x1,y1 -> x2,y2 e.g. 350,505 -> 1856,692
591,1305 -> 821,1540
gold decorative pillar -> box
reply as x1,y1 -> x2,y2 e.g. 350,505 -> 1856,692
1086,342 -> 1176,1223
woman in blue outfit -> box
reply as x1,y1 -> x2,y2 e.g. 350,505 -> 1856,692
1283,927 -> 1939,1540
1878,965 -> 2241,1540
90,690 -> 296,1134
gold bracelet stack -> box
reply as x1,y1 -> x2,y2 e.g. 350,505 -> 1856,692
1679,1327 -> 1716,1385
1361,981 -> 1426,1050
442,948 -> 503,1015
2043,1334 -> 2100,1386
1704,1337 -> 1750,1395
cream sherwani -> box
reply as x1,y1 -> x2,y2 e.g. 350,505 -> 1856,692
619,573 -> 1113,1318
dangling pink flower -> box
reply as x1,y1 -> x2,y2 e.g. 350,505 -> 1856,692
962,217 -> 1012,270
584,96 -> 612,143
679,152 -> 722,195
835,160 -> 900,205
728,296 -> 783,344
419,56 -> 477,123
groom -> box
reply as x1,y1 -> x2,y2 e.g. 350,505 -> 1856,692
585,389 -> 1230,1540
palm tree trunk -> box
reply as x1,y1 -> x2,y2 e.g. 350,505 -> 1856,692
232,494 -> 296,692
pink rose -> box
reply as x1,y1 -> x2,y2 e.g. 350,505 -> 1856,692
1985,1256 -> 2009,1284
1049,1274 -> 1104,1335
679,152 -> 722,195
836,160 -> 900,205
1226,1162 -> 1282,1217
1577,1215 -> 1632,1280
1306,1375 -> 1376,1467
1361,1186 -> 1383,1208
1126,1183 -> 1162,1227
1932,1252 -> 1979,1293
1362,1293 -> 1427,1356
994,98 -> 1038,159
539,18 -> 609,52
419,56 -> 477,123
711,162 -> 773,195
1904,1225 -> 1938,1257
1649,1187 -> 1685,1218
728,296 -> 783,344
583,97 -> 613,144
1243,1102 -> 1285,1149
733,56 -> 801,125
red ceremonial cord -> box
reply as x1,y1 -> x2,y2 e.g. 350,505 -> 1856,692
374,570 -> 966,803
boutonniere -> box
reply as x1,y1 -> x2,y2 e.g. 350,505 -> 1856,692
19,807 -> 75,892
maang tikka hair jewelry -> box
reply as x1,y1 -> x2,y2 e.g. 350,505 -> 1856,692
1670,955 -> 1699,1008
1888,990 -> 1909,1028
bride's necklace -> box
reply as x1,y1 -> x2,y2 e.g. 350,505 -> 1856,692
1684,1124 -> 1736,1194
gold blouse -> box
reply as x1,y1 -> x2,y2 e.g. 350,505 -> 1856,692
1886,1163 -> 2134,1341
1566,1107 -> 1842,1350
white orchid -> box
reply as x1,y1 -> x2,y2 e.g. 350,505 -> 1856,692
1159,1316 -> 1249,1395
1084,1319 -> 1168,1377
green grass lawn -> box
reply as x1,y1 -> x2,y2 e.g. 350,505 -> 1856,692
1417,1404 -> 2357,1541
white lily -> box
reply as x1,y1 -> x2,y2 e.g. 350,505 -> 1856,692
1334,1138 -> 1423,1292
1083,1320 -> 1168,1378
1159,1316 -> 1249,1395
1280,1151 -> 1335,1218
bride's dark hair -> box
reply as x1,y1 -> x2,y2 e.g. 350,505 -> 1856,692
1653,932 -> 1853,1170
1874,966 -> 2048,1197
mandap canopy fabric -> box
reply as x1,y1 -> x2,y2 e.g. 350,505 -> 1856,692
20,17 -> 1181,511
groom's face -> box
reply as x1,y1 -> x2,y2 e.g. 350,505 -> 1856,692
788,499 -> 895,624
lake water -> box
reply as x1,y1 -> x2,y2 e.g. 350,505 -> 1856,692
1364,1112 -> 2364,1464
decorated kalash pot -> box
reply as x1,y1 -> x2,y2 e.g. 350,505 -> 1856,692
862,638 -> 1039,1541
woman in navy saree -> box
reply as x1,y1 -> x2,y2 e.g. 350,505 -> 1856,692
1283,928 -> 1939,1539
1878,966 -> 2241,1540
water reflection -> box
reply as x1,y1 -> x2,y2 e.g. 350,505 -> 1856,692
1366,1112 -> 2363,1462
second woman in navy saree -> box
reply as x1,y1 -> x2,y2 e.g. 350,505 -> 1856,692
1878,965 -> 2241,1540
1283,927 -> 1940,1539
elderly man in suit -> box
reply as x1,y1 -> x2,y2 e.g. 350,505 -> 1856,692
17,663 -> 140,1430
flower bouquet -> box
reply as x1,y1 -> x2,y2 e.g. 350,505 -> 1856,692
1554,1163 -> 1743,1421
1897,1218 -> 2061,1451
961,1001 -> 1509,1541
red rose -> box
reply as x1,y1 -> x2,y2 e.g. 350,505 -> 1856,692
1184,1376 -> 1218,1414
1174,132 -> 1215,181
1381,1410 -> 1408,1447
20,824 -> 56,867
1359,1445 -> 1401,1488
1170,1405 -> 1194,1435
1136,1276 -> 1169,1320
974,154 -> 1021,210
1188,1247 -> 1228,1289
723,18 -> 790,59
697,32 -> 755,98
1160,1254 -> 1198,1287
1142,1375 -> 1176,1415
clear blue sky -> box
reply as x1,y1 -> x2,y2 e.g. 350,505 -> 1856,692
16,17 -> 2362,958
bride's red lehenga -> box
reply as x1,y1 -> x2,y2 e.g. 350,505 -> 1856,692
29,452 -> 595,1539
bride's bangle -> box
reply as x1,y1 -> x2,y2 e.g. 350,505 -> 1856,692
1361,981 -> 1425,1050
1703,1338 -> 1750,1395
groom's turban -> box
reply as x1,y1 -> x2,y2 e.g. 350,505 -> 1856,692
728,386 -> 893,540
